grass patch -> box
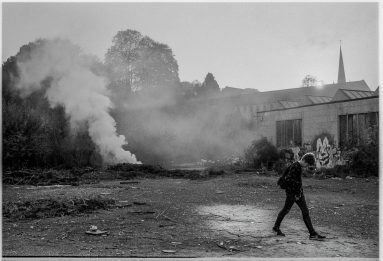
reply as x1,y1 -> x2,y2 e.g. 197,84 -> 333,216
3,196 -> 116,220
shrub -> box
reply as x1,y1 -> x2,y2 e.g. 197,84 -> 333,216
244,137 -> 279,168
314,165 -> 350,179
348,125 -> 379,177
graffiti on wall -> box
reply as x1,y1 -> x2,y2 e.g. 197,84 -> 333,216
278,132 -> 347,169
291,146 -> 300,161
312,133 -> 343,168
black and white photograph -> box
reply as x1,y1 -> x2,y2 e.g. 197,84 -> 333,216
2,2 -> 380,259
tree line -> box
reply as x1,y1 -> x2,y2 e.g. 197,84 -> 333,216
3,30 -> 248,169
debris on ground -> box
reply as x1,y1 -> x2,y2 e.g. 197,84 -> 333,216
85,225 -> 109,235
85,230 -> 108,235
216,241 -> 241,252
3,197 -> 116,220
162,250 -> 177,254
3,169 -> 79,186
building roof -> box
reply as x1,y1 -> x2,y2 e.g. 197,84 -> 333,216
205,80 -> 372,109
279,100 -> 301,108
236,80 -> 370,106
306,95 -> 333,104
331,89 -> 377,102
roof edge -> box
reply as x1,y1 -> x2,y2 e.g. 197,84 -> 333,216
256,95 -> 379,114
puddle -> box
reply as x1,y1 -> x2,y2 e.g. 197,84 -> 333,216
198,204 -> 273,237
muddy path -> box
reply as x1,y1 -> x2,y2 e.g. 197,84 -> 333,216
2,173 -> 379,257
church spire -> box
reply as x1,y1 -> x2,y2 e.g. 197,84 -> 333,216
338,42 -> 346,83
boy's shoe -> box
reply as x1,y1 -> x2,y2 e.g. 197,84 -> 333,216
272,227 -> 285,236
309,233 -> 326,240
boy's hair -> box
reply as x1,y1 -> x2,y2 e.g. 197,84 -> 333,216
301,153 -> 316,166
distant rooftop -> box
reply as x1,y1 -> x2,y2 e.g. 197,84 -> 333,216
332,88 -> 376,102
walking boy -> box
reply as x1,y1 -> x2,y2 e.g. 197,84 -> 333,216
273,153 -> 326,240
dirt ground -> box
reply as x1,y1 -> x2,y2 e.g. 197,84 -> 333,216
2,172 -> 379,258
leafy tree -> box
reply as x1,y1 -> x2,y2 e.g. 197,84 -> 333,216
105,29 -> 180,104
195,73 -> 220,96
302,74 -> 318,87
2,39 -> 103,169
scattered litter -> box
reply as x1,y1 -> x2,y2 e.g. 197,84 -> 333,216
255,246 -> 263,249
171,242 -> 182,246
162,250 -> 177,254
217,242 -> 226,250
30,226 -> 34,229
120,181 -> 140,184
331,177 -> 342,180
85,225 -> 108,235
333,207 -> 339,209
228,246 -> 240,251
90,225 -> 98,231
215,190 -> 224,194
345,176 -> 353,180
130,186 -> 140,189
85,230 -> 108,235
297,242 -> 302,245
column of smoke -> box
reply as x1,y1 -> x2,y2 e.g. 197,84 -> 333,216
16,39 -> 140,164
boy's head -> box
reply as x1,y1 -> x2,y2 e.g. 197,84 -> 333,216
301,153 -> 316,168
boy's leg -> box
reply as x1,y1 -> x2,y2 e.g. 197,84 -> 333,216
274,193 -> 295,229
295,193 -> 316,235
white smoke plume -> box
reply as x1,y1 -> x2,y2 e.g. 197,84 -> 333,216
16,39 -> 140,164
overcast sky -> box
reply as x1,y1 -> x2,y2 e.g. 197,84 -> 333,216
2,2 -> 379,91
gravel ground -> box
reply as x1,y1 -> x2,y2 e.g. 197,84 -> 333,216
2,172 -> 379,257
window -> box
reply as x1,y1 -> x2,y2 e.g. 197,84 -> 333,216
276,119 -> 302,147
339,112 -> 379,147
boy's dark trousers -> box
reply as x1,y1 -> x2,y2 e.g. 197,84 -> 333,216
274,191 -> 316,235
